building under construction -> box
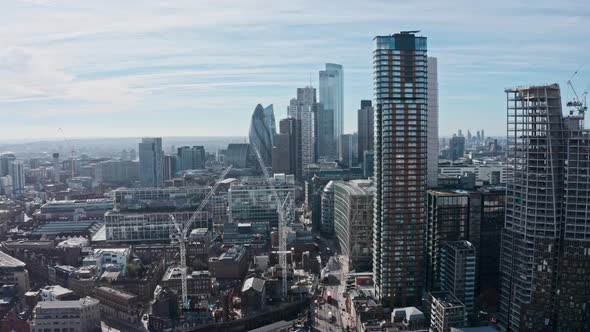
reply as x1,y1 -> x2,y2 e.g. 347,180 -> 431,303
500,84 -> 590,331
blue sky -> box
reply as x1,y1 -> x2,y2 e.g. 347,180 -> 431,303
1,0 -> 589,140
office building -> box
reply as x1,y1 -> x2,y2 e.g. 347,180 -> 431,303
30,297 -> 101,332
272,117 -> 302,179
320,181 -> 335,237
52,153 -> 60,182
8,161 -> 25,195
440,241 -> 476,319
499,84 -> 590,331
373,31 -> 428,308
37,198 -> 113,221
228,177 -> 295,231
177,146 -> 206,171
0,153 -> 15,177
139,137 -> 164,187
427,57 -> 439,187
319,63 -> 344,155
339,133 -> 358,168
449,136 -> 465,161
249,104 -> 276,167
105,186 -> 210,242
425,190 -> 470,291
288,87 -> 317,169
163,154 -> 177,181
224,143 -> 254,168
94,286 -> 140,324
95,160 -> 139,185
438,164 -> 507,185
357,100 -> 374,164
333,180 -> 374,272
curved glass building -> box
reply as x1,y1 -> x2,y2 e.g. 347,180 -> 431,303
248,104 -> 276,167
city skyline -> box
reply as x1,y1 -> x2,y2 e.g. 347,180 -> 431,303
2,0 -> 589,139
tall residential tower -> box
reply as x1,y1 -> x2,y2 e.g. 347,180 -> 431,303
319,63 -> 343,157
373,31 -> 428,308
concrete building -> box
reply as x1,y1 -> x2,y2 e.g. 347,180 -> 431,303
161,267 -> 211,306
427,57 -> 439,188
319,63 -> 343,155
30,297 -> 101,332
37,198 -> 113,221
440,241 -> 476,319
0,251 -> 29,296
208,246 -> 249,280
40,285 -> 77,301
82,248 -> 130,276
373,31 -> 428,308
139,137 -> 164,187
357,100 -> 374,164
333,180 -> 374,272
438,164 -> 507,185
427,291 -> 466,332
241,275 -> 266,316
95,160 -> 139,184
93,286 -> 139,324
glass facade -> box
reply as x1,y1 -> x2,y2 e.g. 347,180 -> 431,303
139,137 -> 163,187
319,63 -> 343,157
249,104 -> 276,167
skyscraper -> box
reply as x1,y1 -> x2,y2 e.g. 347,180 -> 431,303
319,63 -> 343,155
163,155 -> 177,181
8,161 -> 25,195
449,135 -> 465,161
339,133 -> 358,168
373,31 -> 428,308
357,100 -> 374,164
177,146 -> 206,171
427,57 -> 439,187
440,240 -> 476,320
288,87 -> 317,170
272,117 -> 302,179
139,137 -> 164,187
499,84 -> 590,331
249,104 -> 276,166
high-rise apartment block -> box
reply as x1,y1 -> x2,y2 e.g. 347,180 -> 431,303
500,84 -> 590,331
373,31 -> 428,308
319,63 -> 343,157
139,137 -> 164,187
440,240 -> 476,319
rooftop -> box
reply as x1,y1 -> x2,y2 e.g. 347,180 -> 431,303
242,276 -> 265,293
0,251 -> 25,268
95,286 -> 137,300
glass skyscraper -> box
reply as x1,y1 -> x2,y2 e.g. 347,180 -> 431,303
139,137 -> 164,187
249,104 -> 276,167
319,63 -> 343,157
373,31 -> 428,308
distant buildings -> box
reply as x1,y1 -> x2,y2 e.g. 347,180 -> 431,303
224,143 -> 254,169
449,136 -> 465,161
95,160 -> 139,185
357,100 -> 374,164
177,146 -> 206,171
319,63 -> 343,156
249,104 -> 276,167
139,137 -> 164,187
30,297 -> 101,332
333,180 -> 374,272
373,31 -> 428,308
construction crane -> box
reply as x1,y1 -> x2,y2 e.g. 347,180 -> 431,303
251,145 -> 293,300
57,128 -> 76,178
170,166 -> 232,309
567,79 -> 588,116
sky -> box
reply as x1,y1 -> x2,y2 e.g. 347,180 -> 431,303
1,0 -> 589,140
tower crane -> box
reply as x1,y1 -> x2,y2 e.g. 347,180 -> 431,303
170,166 -> 232,310
57,128 -> 76,178
251,145 -> 293,300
